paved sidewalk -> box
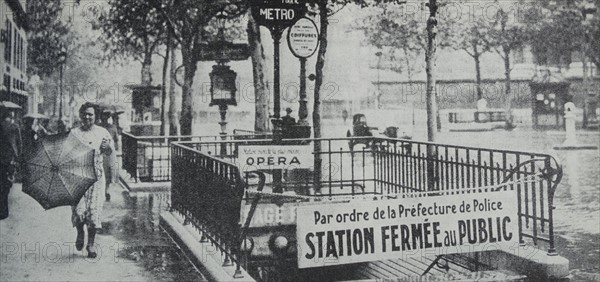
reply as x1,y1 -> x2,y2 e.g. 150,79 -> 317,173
0,182 -> 204,281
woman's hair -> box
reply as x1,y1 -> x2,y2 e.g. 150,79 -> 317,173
79,102 -> 98,116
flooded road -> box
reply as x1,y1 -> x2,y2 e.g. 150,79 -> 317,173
101,189 -> 206,281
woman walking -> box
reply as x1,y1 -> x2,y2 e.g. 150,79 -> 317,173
70,102 -> 115,258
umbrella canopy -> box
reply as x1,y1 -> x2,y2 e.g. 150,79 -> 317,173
24,113 -> 50,119
22,132 -> 97,210
96,102 -> 126,115
1,101 -> 22,109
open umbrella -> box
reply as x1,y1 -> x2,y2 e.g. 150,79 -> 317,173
96,102 -> 126,115
1,101 -> 22,109
22,132 -> 97,210
24,113 -> 50,119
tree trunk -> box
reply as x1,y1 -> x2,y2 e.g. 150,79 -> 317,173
426,0 -> 439,191
180,46 -> 197,136
169,45 -> 180,136
403,47 -> 413,82
426,0 -> 438,142
160,43 -> 170,136
313,1 -> 328,193
247,9 -> 269,133
475,54 -> 483,100
582,50 -> 589,128
503,51 -> 513,119
141,53 -> 152,86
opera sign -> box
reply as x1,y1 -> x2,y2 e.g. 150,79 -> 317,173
287,17 -> 319,58
238,145 -> 313,171
251,0 -> 307,31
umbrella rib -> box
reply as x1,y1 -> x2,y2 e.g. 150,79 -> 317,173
57,172 -> 76,198
45,172 -> 57,206
25,163 -> 53,187
58,169 -> 96,198
42,140 -> 63,168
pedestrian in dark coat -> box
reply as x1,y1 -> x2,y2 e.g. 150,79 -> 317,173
0,110 -> 22,220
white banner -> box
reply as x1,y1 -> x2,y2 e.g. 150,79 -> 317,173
238,145 -> 313,171
296,190 -> 519,268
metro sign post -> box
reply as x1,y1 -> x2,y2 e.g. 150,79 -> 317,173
251,0 -> 307,193
287,17 -> 319,125
251,0 -> 307,142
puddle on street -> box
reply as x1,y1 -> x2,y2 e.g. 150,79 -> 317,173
101,191 -> 206,281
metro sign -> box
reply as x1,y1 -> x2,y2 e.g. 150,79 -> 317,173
251,0 -> 307,32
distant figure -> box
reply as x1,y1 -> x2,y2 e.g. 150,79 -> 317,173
355,115 -> 372,137
99,111 -> 119,202
0,110 -> 22,220
37,119 -> 50,138
342,109 -> 349,124
22,117 -> 40,151
39,119 -> 52,136
282,107 -> 296,137
100,111 -> 119,151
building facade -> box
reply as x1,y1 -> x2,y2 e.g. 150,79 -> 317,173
0,0 -> 28,111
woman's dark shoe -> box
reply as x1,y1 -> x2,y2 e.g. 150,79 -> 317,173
105,193 -> 111,201
75,224 -> 85,251
86,227 -> 97,258
86,245 -> 97,258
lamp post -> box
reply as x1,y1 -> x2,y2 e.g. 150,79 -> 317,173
57,46 -> 67,120
209,63 -> 237,156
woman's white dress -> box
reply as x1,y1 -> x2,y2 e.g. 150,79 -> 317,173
70,125 -> 114,228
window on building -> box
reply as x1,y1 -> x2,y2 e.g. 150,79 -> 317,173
20,36 -> 24,70
22,40 -> 25,70
4,20 -> 12,63
14,31 -> 19,69
12,27 -> 17,67
3,75 -> 9,90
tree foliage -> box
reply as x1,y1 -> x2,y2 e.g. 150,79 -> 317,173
146,0 -> 248,136
487,6 -> 529,62
529,0 -> 600,69
451,15 -> 494,100
27,0 -> 71,77
94,0 -> 169,84
356,1 -> 457,80
94,0 -> 167,62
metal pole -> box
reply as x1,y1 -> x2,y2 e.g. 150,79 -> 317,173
219,104 -> 228,156
272,31 -> 282,142
298,57 -> 308,124
59,63 -> 63,119
272,30 -> 283,193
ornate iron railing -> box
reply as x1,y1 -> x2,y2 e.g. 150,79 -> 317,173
121,132 -> 270,182
172,136 -> 562,255
171,142 -> 247,278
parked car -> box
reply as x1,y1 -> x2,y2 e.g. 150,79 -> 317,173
346,110 -> 413,151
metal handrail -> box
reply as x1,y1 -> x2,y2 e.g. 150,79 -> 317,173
174,136 -> 563,255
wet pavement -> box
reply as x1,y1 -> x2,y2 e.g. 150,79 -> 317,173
0,182 -> 206,281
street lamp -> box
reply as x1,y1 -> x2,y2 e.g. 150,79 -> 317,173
209,63 -> 237,156
57,46 -> 67,122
